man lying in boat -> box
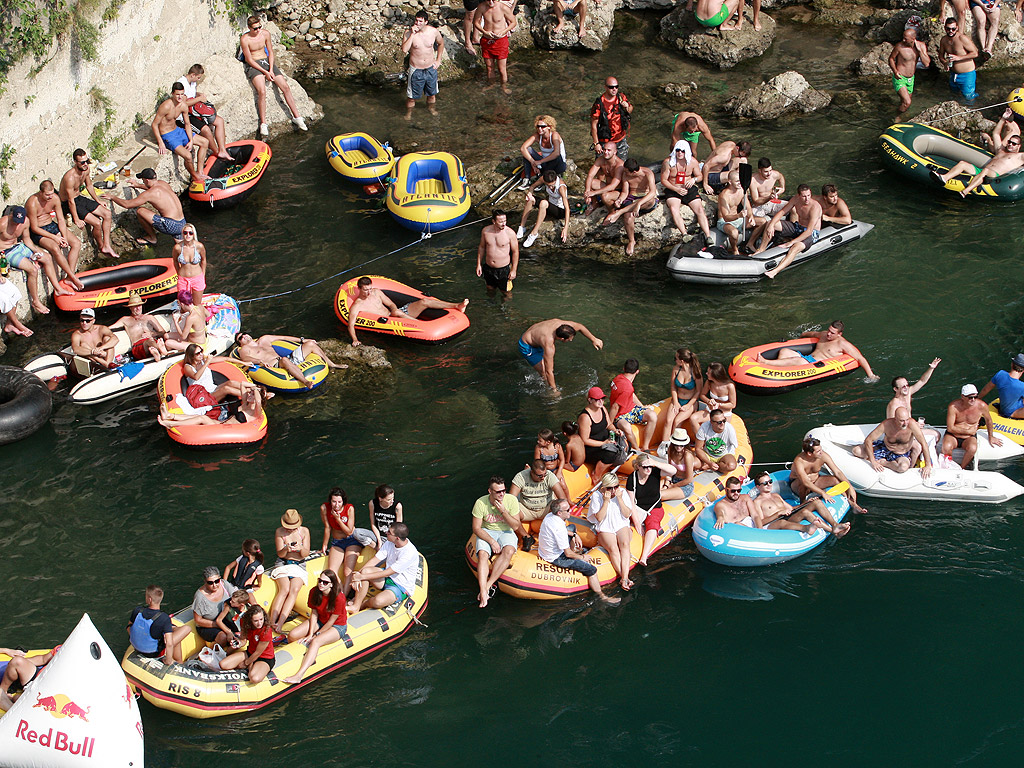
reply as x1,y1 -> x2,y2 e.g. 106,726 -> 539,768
751,470 -> 850,537
941,384 -> 1001,468
347,276 -> 469,347
790,436 -> 866,514
757,320 -> 879,383
233,332 -> 347,389
71,307 -> 118,369
851,407 -> 933,478
116,294 -> 169,362
0,646 -> 53,710
933,135 -> 1024,197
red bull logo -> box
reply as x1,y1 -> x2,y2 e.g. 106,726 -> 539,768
31,692 -> 89,721
15,718 -> 97,757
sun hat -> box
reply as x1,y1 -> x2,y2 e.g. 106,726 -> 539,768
280,509 -> 302,529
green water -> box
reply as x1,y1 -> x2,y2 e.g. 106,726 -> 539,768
6,13 -> 1024,766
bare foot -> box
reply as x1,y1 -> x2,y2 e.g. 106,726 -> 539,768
764,270 -> 777,280
31,302 -> 50,315
466,44 -> 476,55
501,85 -> 511,95
625,242 -> 635,257
753,19 -> 761,30
833,522 -> 851,538
620,578 -> 632,591
404,111 -> 413,122
638,558 -> 648,566
54,287 -> 75,297
852,501 -> 868,514
70,278 -> 85,290
457,299 -> 469,313
478,591 -> 489,609
600,595 -> 621,605
217,152 -> 233,160
428,106 -> 438,116
328,362 -> 348,369
4,322 -> 32,336
552,21 -> 565,34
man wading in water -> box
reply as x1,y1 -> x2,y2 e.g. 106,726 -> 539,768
401,10 -> 444,120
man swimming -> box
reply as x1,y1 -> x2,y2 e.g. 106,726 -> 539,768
518,318 -> 603,394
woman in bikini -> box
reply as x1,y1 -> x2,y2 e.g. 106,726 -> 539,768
690,361 -> 737,432
534,427 -> 569,496
660,348 -> 703,449
172,224 -> 207,305
164,292 -> 207,351
562,421 -> 586,473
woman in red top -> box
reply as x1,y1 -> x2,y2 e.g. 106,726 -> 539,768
282,569 -> 346,684
220,605 -> 276,683
319,487 -> 363,594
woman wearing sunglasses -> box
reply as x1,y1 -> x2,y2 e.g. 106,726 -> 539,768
192,565 -> 235,646
282,569 -> 346,684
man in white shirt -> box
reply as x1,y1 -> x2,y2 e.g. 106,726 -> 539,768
538,500 -> 620,605
348,523 -> 420,613
695,408 -> 738,473
176,64 -> 232,160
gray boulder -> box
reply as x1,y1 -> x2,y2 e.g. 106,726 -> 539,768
529,0 -> 615,51
913,101 -> 996,138
660,6 -> 776,69
725,71 -> 831,118
850,41 -> 891,76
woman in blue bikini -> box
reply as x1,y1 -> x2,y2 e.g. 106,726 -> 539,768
660,348 -> 703,449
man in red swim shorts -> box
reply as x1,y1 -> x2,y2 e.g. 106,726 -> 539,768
474,0 -> 515,93
116,293 -> 169,362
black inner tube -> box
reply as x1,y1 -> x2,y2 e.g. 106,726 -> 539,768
0,365 -> 52,445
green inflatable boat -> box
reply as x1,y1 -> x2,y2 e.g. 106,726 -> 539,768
879,122 -> 1024,201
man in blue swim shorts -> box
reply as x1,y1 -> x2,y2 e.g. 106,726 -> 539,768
151,82 -> 209,184
348,522 -> 420,613
938,18 -> 978,102
852,407 -> 933,477
402,10 -> 444,120
519,317 -> 603,394
108,168 -> 188,245
978,353 -> 1024,419
750,184 -> 821,279
759,319 -> 880,382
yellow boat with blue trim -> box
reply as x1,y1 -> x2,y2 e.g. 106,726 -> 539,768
229,338 -> 328,393
386,151 -> 471,233
879,122 -> 1024,200
325,132 -> 395,185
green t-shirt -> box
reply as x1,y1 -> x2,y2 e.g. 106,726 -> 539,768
511,469 -> 559,512
472,494 -> 521,532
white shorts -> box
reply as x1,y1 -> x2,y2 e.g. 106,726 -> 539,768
268,562 -> 308,584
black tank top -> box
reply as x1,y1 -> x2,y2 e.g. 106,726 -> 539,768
581,407 -> 609,442
369,497 -> 400,534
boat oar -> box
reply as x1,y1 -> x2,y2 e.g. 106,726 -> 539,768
485,163 -> 524,202
793,480 -> 850,512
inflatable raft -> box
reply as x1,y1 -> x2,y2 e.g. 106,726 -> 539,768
326,132 -> 395,184
465,408 -> 753,600
985,401 -> 1024,447
0,614 -> 144,768
334,275 -> 470,344
189,140 -> 272,209
665,221 -> 874,284
25,293 -> 240,406
807,424 -> 1024,503
121,551 -> 428,718
158,359 -> 268,448
729,338 -> 861,395
0,365 -> 52,445
879,122 -> 1024,201
229,338 -> 328,393
386,151 -> 470,233
54,258 -> 178,312
691,470 -> 850,567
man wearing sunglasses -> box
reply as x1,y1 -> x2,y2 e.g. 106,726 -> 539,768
590,78 -> 633,159
934,133 -> 1024,198
71,308 -> 118,369
979,353 -> 1024,420
941,384 -> 1001,469
937,18 -> 978,102
751,471 -> 849,537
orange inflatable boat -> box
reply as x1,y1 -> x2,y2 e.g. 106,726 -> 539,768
157,360 -> 268,448
729,338 -> 861,395
54,258 -> 178,312
188,140 -> 272,209
334,275 -> 470,344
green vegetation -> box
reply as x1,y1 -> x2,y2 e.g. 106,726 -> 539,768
0,144 -> 16,202
87,86 -> 119,161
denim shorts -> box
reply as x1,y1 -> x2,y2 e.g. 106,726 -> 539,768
550,553 -> 597,577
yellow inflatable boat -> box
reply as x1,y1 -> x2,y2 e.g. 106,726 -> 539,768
325,132 -> 395,184
229,339 -> 329,393
386,151 -> 470,233
120,551 -> 428,718
466,406 -> 753,599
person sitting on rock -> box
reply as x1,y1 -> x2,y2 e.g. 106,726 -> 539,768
553,0 -> 588,39
240,15 -> 307,135
661,141 -> 712,248
149,81 -> 210,185
517,169 -> 570,248
0,258 -> 32,337
25,180 -> 84,293
603,158 -> 658,257
176,64 -> 232,160
585,141 -> 624,214
234,332 -> 347,389
0,204 -> 58,316
108,168 -> 188,246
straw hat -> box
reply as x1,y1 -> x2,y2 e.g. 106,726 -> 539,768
669,428 -> 691,446
280,509 -> 303,529
127,294 -> 143,307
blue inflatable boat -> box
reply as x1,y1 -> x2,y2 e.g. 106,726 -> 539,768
691,470 -> 849,567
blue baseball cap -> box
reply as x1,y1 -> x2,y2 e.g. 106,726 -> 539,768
9,206 -> 26,223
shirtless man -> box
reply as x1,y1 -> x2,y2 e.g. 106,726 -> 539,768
58,148 -> 117,258
241,15 -> 306,135
941,384 -> 1001,468
660,142 -> 712,247
852,407 -> 933,478
937,18 -> 978,102
969,1 -> 998,60
0,205 -> 57,315
518,317 -> 603,394
716,170 -> 754,255
701,140 -> 751,195
886,359 -> 941,419
752,184 -> 822,279
713,476 -> 757,529
474,0 -> 515,93
790,436 -> 866,514
234,332 -> 347,386
108,168 -> 187,245
814,183 -> 852,227
476,209 -> 519,298
763,320 -> 878,381
25,180 -> 83,291
670,112 -> 715,158
746,157 -> 785,228
116,294 -> 169,362
936,134 -> 1024,198
751,471 -> 850,536
584,141 -> 624,214
889,27 -> 930,113
604,158 -> 658,257
151,82 -> 209,184
347,276 -> 468,347
553,0 -> 589,38
401,11 -> 444,120
71,307 -> 118,369
983,108 -> 1021,152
